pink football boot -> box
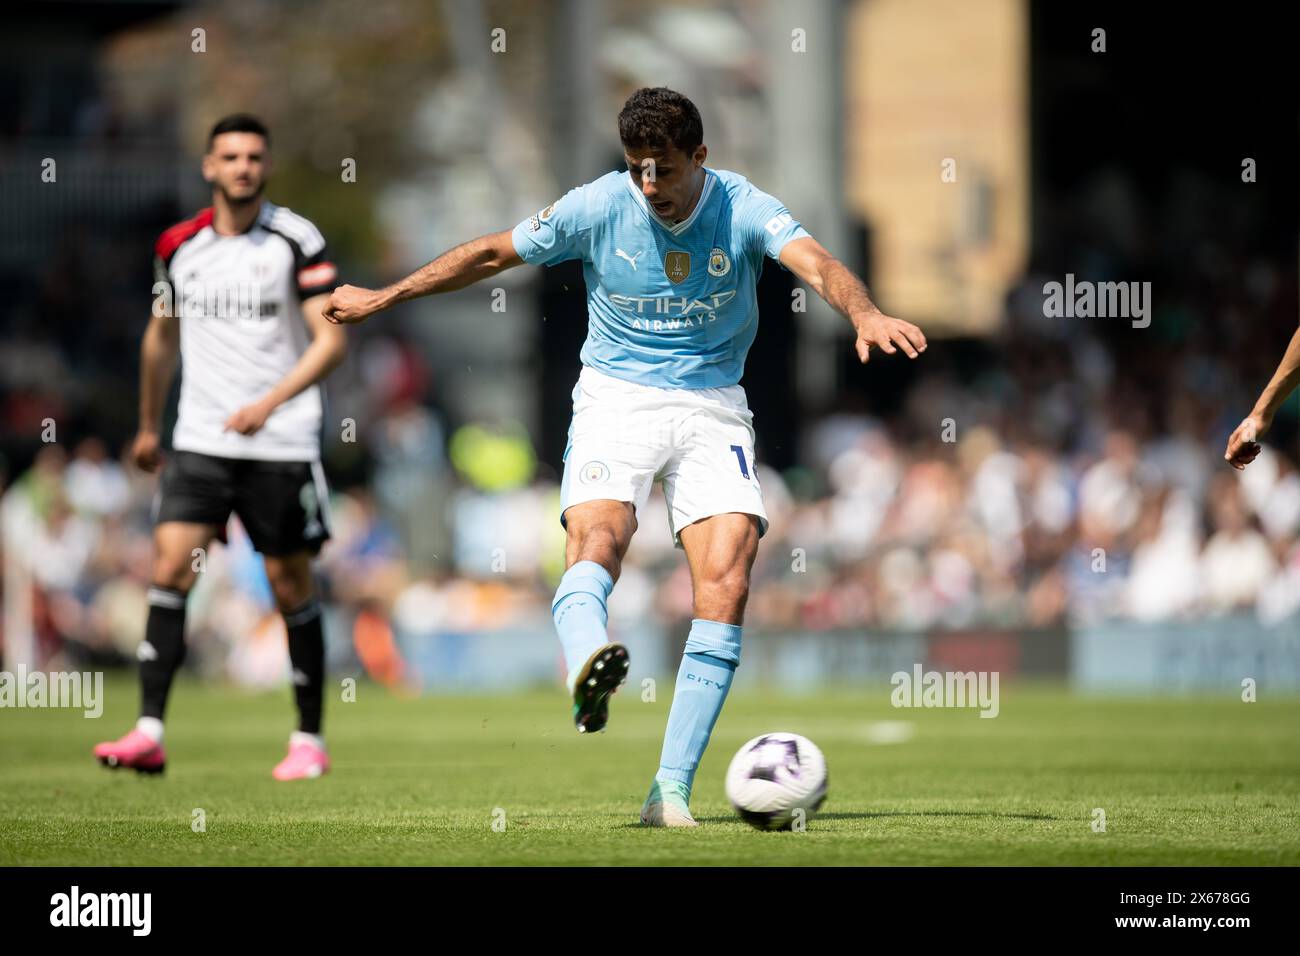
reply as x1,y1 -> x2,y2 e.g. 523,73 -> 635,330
94,729 -> 166,775
272,735 -> 330,781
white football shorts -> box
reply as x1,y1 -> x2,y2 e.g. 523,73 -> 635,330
559,365 -> 769,548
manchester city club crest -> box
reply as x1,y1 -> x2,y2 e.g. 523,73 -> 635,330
579,461 -> 610,484
664,250 -> 691,284
708,247 -> 731,277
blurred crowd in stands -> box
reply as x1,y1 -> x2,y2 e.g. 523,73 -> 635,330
3,274 -> 1298,683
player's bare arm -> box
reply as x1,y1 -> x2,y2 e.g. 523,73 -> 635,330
134,309 -> 181,472
224,293 -> 348,436
1225,325 -> 1300,470
778,235 -> 926,364
323,230 -> 523,325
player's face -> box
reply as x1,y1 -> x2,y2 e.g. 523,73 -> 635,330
203,132 -> 269,205
624,143 -> 707,222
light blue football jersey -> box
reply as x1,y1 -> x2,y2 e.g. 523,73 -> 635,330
511,167 -> 810,389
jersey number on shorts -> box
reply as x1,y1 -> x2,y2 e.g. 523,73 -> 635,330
729,444 -> 750,479
299,482 -> 322,539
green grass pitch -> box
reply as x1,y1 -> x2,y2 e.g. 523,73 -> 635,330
2,674 -> 1298,865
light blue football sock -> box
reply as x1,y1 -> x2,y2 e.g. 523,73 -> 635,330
653,619 -> 742,798
551,560 -> 615,684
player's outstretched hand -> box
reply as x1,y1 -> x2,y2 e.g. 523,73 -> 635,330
131,430 -> 163,473
1224,413 -> 1269,470
853,312 -> 927,364
223,400 -> 272,437
323,285 -> 384,325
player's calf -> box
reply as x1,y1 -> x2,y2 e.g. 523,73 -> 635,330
264,553 -> 329,773
96,580 -> 190,777
641,619 -> 743,825
552,554 -> 633,733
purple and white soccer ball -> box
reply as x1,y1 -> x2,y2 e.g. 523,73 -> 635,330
725,732 -> 828,830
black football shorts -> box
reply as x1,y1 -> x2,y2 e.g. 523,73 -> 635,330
155,450 -> 331,556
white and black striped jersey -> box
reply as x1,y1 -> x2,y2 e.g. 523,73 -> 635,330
153,202 -> 338,462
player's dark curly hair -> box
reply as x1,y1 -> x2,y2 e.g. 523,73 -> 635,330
208,113 -> 270,150
618,88 -> 703,155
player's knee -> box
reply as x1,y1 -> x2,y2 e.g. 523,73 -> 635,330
151,553 -> 198,593
570,527 -> 623,577
566,512 -> 632,578
264,559 -> 315,611
695,567 -> 751,618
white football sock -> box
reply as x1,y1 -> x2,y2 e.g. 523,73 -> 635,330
291,731 -> 326,751
135,716 -> 164,744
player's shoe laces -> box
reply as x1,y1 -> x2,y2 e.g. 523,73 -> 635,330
567,642 -> 630,734
640,779 -> 698,828
272,736 -> 330,781
93,729 -> 166,775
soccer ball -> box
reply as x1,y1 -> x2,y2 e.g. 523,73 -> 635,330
725,732 -> 828,830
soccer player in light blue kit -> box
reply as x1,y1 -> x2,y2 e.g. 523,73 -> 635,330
325,88 -> 926,826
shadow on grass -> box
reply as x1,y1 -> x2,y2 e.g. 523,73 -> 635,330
618,809 -> 1059,828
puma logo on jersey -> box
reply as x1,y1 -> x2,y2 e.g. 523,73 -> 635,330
615,248 -> 644,270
